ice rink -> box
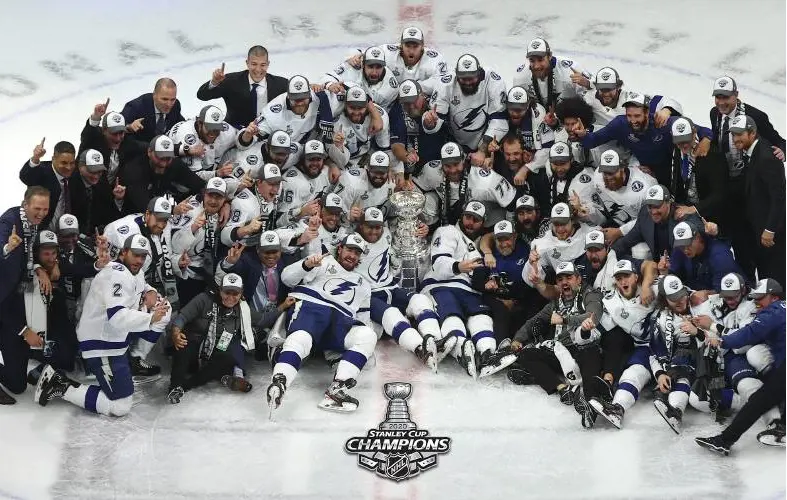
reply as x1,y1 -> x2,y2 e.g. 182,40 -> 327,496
0,0 -> 785,498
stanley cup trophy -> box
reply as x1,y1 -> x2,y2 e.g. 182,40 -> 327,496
380,383 -> 417,430
389,190 -> 430,293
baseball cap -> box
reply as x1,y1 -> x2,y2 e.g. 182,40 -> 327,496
251,163 -> 283,183
719,272 -> 746,298
672,221 -> 698,248
149,135 -> 175,158
287,75 -> 311,101
363,207 -> 384,226
598,149 -> 622,173
269,130 -> 292,154
401,26 -> 425,44
368,151 -> 391,171
585,230 -> 605,249
749,278 -> 783,299
398,79 -> 422,104
363,46 -> 385,66
303,139 -> 327,159
323,193 -> 345,213
78,149 -> 106,172
550,202 -> 571,224
526,38 -> 551,57
440,142 -> 463,164
516,195 -> 538,211
198,105 -> 225,132
712,76 -> 738,96
101,112 -> 126,133
147,196 -> 173,220
613,259 -> 636,277
671,117 -> 695,144
58,214 -> 79,235
345,85 -> 368,106
463,200 -> 486,220
341,233 -> 367,253
493,220 -> 514,237
123,234 -> 150,256
594,67 -> 620,90
506,86 -> 531,109
205,177 -> 228,196
221,273 -> 244,293
258,230 -> 281,251
549,142 -> 572,162
555,261 -> 577,277
729,115 -> 757,134
622,91 -> 649,108
659,275 -> 689,301
455,54 -> 481,78
36,230 -> 58,247
644,184 -> 670,206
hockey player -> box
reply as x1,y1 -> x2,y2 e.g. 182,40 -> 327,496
168,105 -> 245,180
267,234 -> 377,413
478,195 -> 549,268
424,54 -> 508,153
330,86 -> 392,170
355,207 -> 439,370
375,27 -> 449,83
512,38 -> 591,115
542,141 -> 595,212
298,193 -> 349,256
53,214 -> 105,323
332,151 -> 395,221
221,130 -> 297,195
397,79 -> 448,172
277,140 -> 333,226
421,201 -> 517,378
669,220 -> 743,293
34,234 -> 170,416
323,46 -> 400,110
495,86 -> 552,177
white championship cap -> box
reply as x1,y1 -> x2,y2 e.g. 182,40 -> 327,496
719,272 -> 746,298
398,79 -> 422,103
342,233 -> 367,253
345,85 -> 368,106
594,67 -> 620,90
550,202 -> 571,224
463,200 -> 486,220
123,234 -> 150,255
549,142 -> 572,162
37,230 -> 58,247
323,193 -> 345,213
526,38 -> 551,57
303,139 -> 327,159
221,273 -> 243,292
198,105 -> 225,131
440,142 -> 463,163
516,195 -> 538,211
147,196 -> 173,219
659,274 -> 689,301
269,130 -> 292,153
729,114 -> 756,133
598,149 -> 622,173
401,26 -> 425,43
622,91 -> 649,108
455,54 -> 481,78
205,177 -> 228,196
58,214 -> 79,235
368,151 -> 390,170
79,149 -> 106,172
363,207 -> 385,226
287,75 -> 311,100
671,117 -> 695,144
506,86 -> 530,108
149,135 -> 175,158
259,230 -> 281,251
749,278 -> 783,299
644,184 -> 670,206
585,229 -> 605,249
712,76 -> 738,96
613,259 -> 636,276
555,261 -> 577,276
493,220 -> 514,237
363,46 -> 386,66
251,163 -> 283,183
672,221 -> 699,248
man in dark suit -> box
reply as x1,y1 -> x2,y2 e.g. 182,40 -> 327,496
121,78 -> 186,143
668,117 -> 728,228
730,115 -> 786,285
123,135 -> 206,214
19,140 -> 77,230
0,186 -> 50,404
70,149 -> 126,236
197,46 -> 289,129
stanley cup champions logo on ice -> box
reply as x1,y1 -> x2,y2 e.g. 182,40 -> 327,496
345,383 -> 451,481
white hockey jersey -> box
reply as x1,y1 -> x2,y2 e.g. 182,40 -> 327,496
377,45 -> 449,83
257,90 -> 343,143
220,141 -> 300,197
281,255 -> 371,323
356,227 -> 396,291
421,223 -> 482,294
693,294 -> 758,355
586,168 -> 656,234
76,261 -> 155,359
332,168 -> 395,215
302,223 -> 349,256
584,88 -> 683,129
524,223 -> 599,286
512,57 -> 590,108
648,306 -> 703,374
333,103 -> 391,166
221,188 -> 296,247
428,72 -> 508,149
322,64 -> 400,110
600,284 -> 658,346
103,214 -> 181,279
168,119 -> 241,180
170,197 -> 221,280
277,165 -> 331,226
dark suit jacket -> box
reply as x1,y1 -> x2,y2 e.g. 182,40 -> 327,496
745,138 -> 786,236
123,154 -> 206,214
77,120 -> 148,182
121,93 -> 185,143
0,207 -> 25,305
613,205 -> 703,258
18,161 -> 75,228
710,102 -> 786,152
196,70 -> 288,129
670,143 -> 728,225
221,254 -> 289,305
69,177 -> 125,235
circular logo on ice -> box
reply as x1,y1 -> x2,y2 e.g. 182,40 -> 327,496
345,382 -> 451,482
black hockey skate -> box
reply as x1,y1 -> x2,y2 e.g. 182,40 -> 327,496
507,367 -> 535,385
457,338 -> 477,379
221,375 -> 253,393
593,376 -> 614,403
267,374 -> 287,419
654,399 -> 683,434
572,386 -> 597,429
558,385 -> 574,405
589,397 -> 625,429
129,355 -> 161,385
318,378 -> 359,413
0,385 -> 16,405
434,335 -> 458,364
694,435 -> 731,456
168,386 -> 185,404
757,419 -> 786,447
415,335 -> 437,373
479,346 -> 518,378
34,365 -> 76,406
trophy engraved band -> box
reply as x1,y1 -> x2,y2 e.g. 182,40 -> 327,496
389,190 -> 429,294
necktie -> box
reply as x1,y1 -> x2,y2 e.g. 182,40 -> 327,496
251,83 -> 259,116
721,115 -> 730,154
62,178 -> 71,214
266,267 -> 277,303
84,187 -> 93,231
743,153 -> 750,168
156,112 -> 166,134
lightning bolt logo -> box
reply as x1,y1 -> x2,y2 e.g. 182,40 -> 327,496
330,281 -> 356,295
375,249 -> 390,282
453,104 -> 488,133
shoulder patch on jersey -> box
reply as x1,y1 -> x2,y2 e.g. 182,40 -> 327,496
270,104 -> 282,113
478,168 -> 490,177
490,71 -> 501,80
579,173 -> 592,183
117,225 -> 129,235
111,263 -> 124,272
289,144 -> 298,153
389,76 -> 398,89
185,134 -> 197,146
427,160 -> 441,169
631,181 -> 644,192
440,74 -> 452,84
387,44 -> 398,51
348,168 -> 361,176
285,169 -> 298,178
189,198 -> 201,207
561,59 -> 573,67
426,50 -> 438,58
246,154 -> 259,166
237,191 -> 250,199
516,64 -> 526,73
222,123 -> 229,131
335,66 -> 345,75
604,289 -> 616,300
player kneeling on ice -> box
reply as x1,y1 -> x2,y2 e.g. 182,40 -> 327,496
167,273 -> 260,404
421,201 -> 517,378
508,262 -> 603,416
267,234 -> 375,413
355,207 -> 439,371
35,235 -> 171,416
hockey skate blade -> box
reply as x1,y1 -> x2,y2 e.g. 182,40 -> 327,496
479,353 -> 518,378
317,395 -> 358,413
694,437 -> 730,456
34,365 -> 56,405
757,431 -> 785,447
462,341 -> 477,380
654,400 -> 681,435
589,398 -> 622,429
434,336 -> 458,364
132,374 -> 162,386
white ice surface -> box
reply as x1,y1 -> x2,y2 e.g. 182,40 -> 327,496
0,0 -> 785,499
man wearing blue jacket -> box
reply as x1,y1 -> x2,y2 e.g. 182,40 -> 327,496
668,220 -> 742,293
695,279 -> 785,455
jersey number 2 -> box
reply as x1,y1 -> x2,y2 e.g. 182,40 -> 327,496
112,284 -> 122,297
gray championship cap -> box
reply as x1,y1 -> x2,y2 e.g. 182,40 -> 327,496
644,184 -> 670,206
729,114 -> 757,134
712,76 -> 738,96
749,278 -> 783,299
149,135 -> 175,158
198,105 -> 225,131
221,273 -> 244,292
101,112 -> 126,133
719,272 -> 746,298
671,117 -> 695,144
78,149 -> 106,172
147,197 -> 173,220
659,274 -> 689,301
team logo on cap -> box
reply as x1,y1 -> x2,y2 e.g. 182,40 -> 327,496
603,153 -> 615,163
669,279 -> 679,290
531,40 -> 541,50
676,227 -> 686,237
350,88 -> 364,99
227,275 -> 238,283
444,145 -> 455,155
138,239 -> 147,248
269,166 -> 280,176
589,232 -> 600,240
310,142 -> 320,151
277,135 -> 287,144
629,92 -> 639,100
161,139 -> 171,149
91,152 -> 101,162
371,49 -> 381,58
369,209 -> 381,218
616,261 -> 628,269
724,277 -> 735,288
601,71 -> 611,81
407,28 -> 418,37
375,154 -> 385,164
294,80 -> 304,91
554,205 -> 565,214
461,58 -> 472,69
554,144 -> 565,155
401,84 -> 413,94
557,262 -> 570,271
718,79 -> 727,88
470,202 -> 482,212
64,216 -> 75,226
496,222 -> 507,231
512,90 -> 524,101
648,187 -> 659,197
160,201 -> 170,211
210,111 -> 220,121
732,116 -> 747,127
676,122 -> 687,133
211,179 -> 222,188
112,114 -> 121,123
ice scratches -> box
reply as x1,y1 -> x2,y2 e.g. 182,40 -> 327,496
714,47 -> 756,75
